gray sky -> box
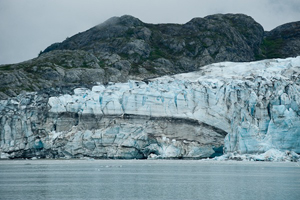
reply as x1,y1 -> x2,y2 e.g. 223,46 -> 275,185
1,0 -> 299,65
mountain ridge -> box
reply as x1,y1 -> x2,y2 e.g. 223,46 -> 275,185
0,14 -> 299,99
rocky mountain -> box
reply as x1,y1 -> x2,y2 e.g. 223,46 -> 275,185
262,21 -> 300,59
0,14 -> 300,159
0,14 -> 299,100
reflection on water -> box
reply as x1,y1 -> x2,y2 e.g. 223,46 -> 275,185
0,160 -> 299,200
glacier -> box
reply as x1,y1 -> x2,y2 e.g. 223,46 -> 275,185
0,57 -> 300,159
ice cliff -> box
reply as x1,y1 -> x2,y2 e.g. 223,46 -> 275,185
0,57 -> 300,159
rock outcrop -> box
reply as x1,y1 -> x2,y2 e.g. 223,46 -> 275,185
1,57 -> 299,159
261,21 -> 300,59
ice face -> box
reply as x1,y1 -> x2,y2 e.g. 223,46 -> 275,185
46,56 -> 300,155
1,57 -> 300,158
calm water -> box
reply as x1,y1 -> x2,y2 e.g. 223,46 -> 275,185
0,160 -> 299,200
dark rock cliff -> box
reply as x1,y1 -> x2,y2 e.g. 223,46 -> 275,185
260,21 -> 300,59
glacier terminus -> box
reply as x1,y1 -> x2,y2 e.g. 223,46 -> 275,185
1,57 -> 300,160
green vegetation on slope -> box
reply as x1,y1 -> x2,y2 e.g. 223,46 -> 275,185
256,38 -> 285,60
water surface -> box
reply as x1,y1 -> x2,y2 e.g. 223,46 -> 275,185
0,160 -> 299,200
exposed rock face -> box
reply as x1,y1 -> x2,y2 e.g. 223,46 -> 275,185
0,50 -> 107,99
1,57 -> 299,159
43,14 -> 264,64
262,21 -> 300,59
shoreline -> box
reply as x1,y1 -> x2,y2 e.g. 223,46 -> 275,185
1,158 -> 299,166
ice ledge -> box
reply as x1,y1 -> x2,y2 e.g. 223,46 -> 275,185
159,56 -> 300,82
214,149 -> 300,162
